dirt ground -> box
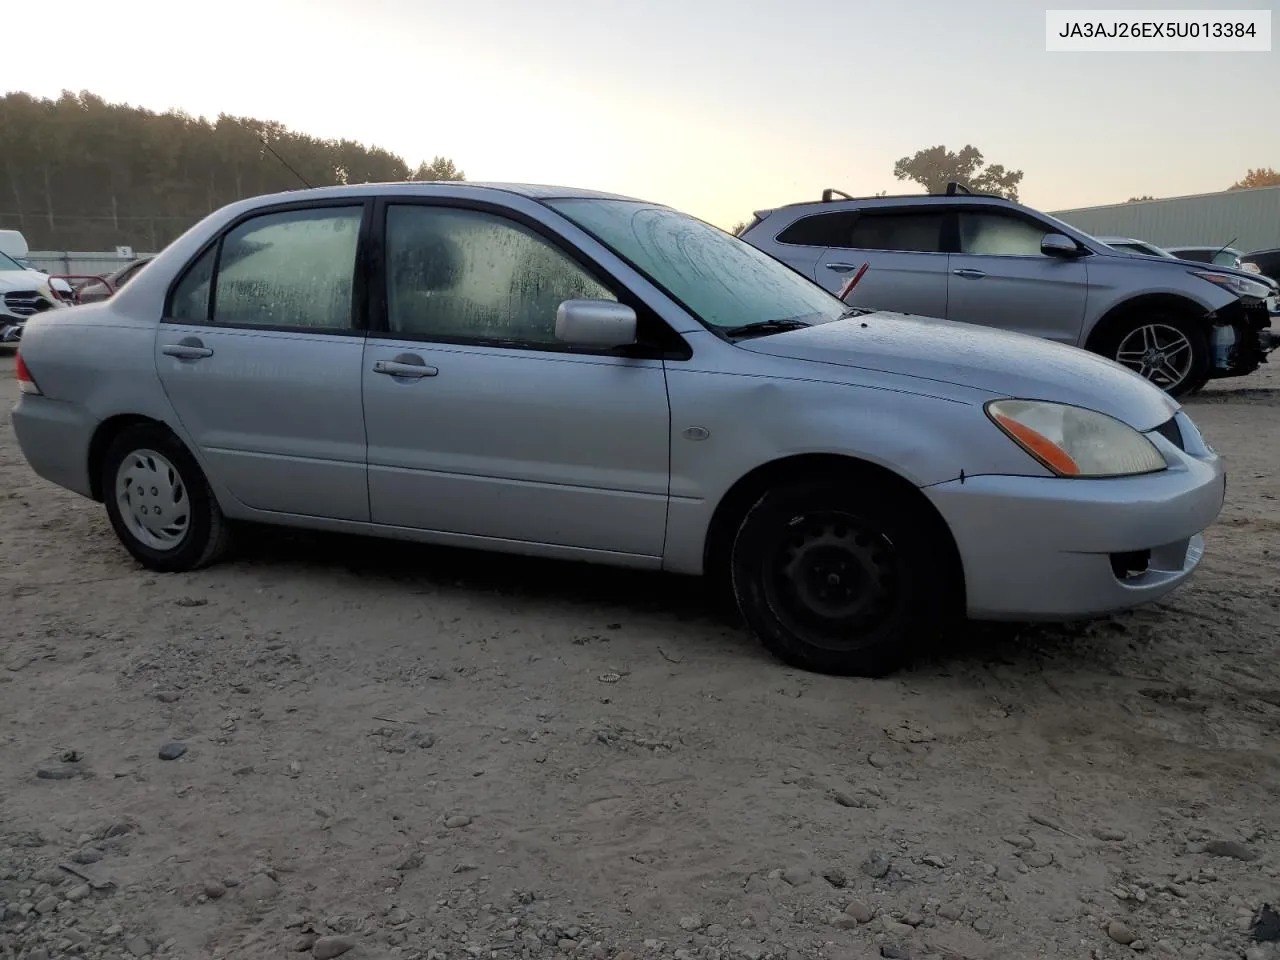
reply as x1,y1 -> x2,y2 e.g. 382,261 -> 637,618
2,348 -> 1279,960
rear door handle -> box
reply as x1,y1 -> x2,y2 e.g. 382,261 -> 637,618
373,358 -> 438,379
952,268 -> 987,279
825,262 -> 860,273
161,339 -> 214,360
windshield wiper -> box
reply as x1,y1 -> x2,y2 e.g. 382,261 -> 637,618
722,318 -> 813,339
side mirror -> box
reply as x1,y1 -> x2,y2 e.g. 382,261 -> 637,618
555,299 -> 637,348
1041,233 -> 1082,258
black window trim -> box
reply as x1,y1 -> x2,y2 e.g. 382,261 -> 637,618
369,196 -> 691,362
163,198 -> 375,339
775,206 -> 953,255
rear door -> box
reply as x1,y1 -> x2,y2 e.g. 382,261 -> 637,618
946,208 -> 1089,344
753,210 -> 855,282
801,208 -> 950,317
155,202 -> 371,521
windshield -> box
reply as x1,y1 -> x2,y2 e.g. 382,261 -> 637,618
0,250 -> 24,272
547,198 -> 848,332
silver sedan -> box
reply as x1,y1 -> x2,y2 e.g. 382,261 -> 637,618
10,182 -> 1226,676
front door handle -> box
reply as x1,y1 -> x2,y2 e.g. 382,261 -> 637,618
825,262 -> 860,273
373,357 -> 438,379
952,268 -> 987,280
161,337 -> 213,360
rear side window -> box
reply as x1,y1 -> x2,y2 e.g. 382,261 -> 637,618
775,212 -> 860,247
214,207 -> 363,329
846,212 -> 947,253
169,247 -> 216,321
1173,249 -> 1212,263
168,207 -> 363,328
777,210 -> 947,253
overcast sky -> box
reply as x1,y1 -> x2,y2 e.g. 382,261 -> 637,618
3,0 -> 1277,227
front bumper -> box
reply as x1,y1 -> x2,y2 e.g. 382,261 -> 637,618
0,318 -> 24,343
924,415 -> 1225,620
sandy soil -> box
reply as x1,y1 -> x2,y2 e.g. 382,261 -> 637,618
2,348 -> 1279,960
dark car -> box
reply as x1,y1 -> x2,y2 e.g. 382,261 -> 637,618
1243,248 -> 1280,283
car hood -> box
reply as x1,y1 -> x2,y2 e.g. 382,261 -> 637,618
737,312 -> 1178,431
0,268 -> 44,291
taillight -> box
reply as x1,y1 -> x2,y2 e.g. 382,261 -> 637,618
15,351 -> 41,395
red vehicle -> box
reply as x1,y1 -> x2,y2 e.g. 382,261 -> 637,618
69,257 -> 154,304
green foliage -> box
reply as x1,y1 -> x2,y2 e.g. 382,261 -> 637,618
1127,195 -> 1155,202
892,145 -> 1023,200
411,157 -> 465,181
0,90 -> 463,250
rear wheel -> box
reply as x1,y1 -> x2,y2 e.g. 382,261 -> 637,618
729,476 -> 958,677
102,424 -> 231,572
1102,313 -> 1210,398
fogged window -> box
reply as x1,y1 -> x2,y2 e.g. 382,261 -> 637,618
385,206 -> 615,344
958,212 -> 1048,257
547,199 -> 848,331
212,207 -> 362,328
169,246 -> 216,321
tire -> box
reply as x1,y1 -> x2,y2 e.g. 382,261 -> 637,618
1098,313 -> 1211,399
729,475 -> 959,677
101,423 -> 231,572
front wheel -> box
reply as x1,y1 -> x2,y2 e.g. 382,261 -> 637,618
102,424 -> 231,572
1103,314 -> 1210,398
729,476 -> 959,677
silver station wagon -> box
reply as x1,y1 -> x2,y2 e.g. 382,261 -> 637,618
10,183 -> 1226,676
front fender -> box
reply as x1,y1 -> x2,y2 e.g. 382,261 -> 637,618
660,366 -> 1048,574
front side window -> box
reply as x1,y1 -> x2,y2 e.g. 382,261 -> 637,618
210,206 -> 362,329
958,212 -> 1051,257
548,199 -> 847,331
384,205 -> 616,345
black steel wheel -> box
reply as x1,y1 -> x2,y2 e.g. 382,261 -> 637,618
729,475 -> 959,676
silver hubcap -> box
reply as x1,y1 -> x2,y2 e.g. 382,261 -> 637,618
1115,323 -> 1194,390
115,449 -> 190,551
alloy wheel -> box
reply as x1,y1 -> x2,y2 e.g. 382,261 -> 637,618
1115,323 -> 1195,390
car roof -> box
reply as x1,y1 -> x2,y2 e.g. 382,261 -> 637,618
754,192 -> 1020,221
233,181 -> 646,206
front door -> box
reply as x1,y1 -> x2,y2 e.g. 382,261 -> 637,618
155,203 -> 370,521
361,202 -> 671,558
946,209 -> 1089,344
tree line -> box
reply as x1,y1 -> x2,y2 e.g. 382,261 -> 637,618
0,91 -> 464,252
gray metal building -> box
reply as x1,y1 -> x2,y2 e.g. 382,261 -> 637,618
1049,185 -> 1280,254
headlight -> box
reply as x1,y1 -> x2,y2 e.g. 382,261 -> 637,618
1241,262 -> 1262,274
985,400 -> 1166,478
1191,269 -> 1273,299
